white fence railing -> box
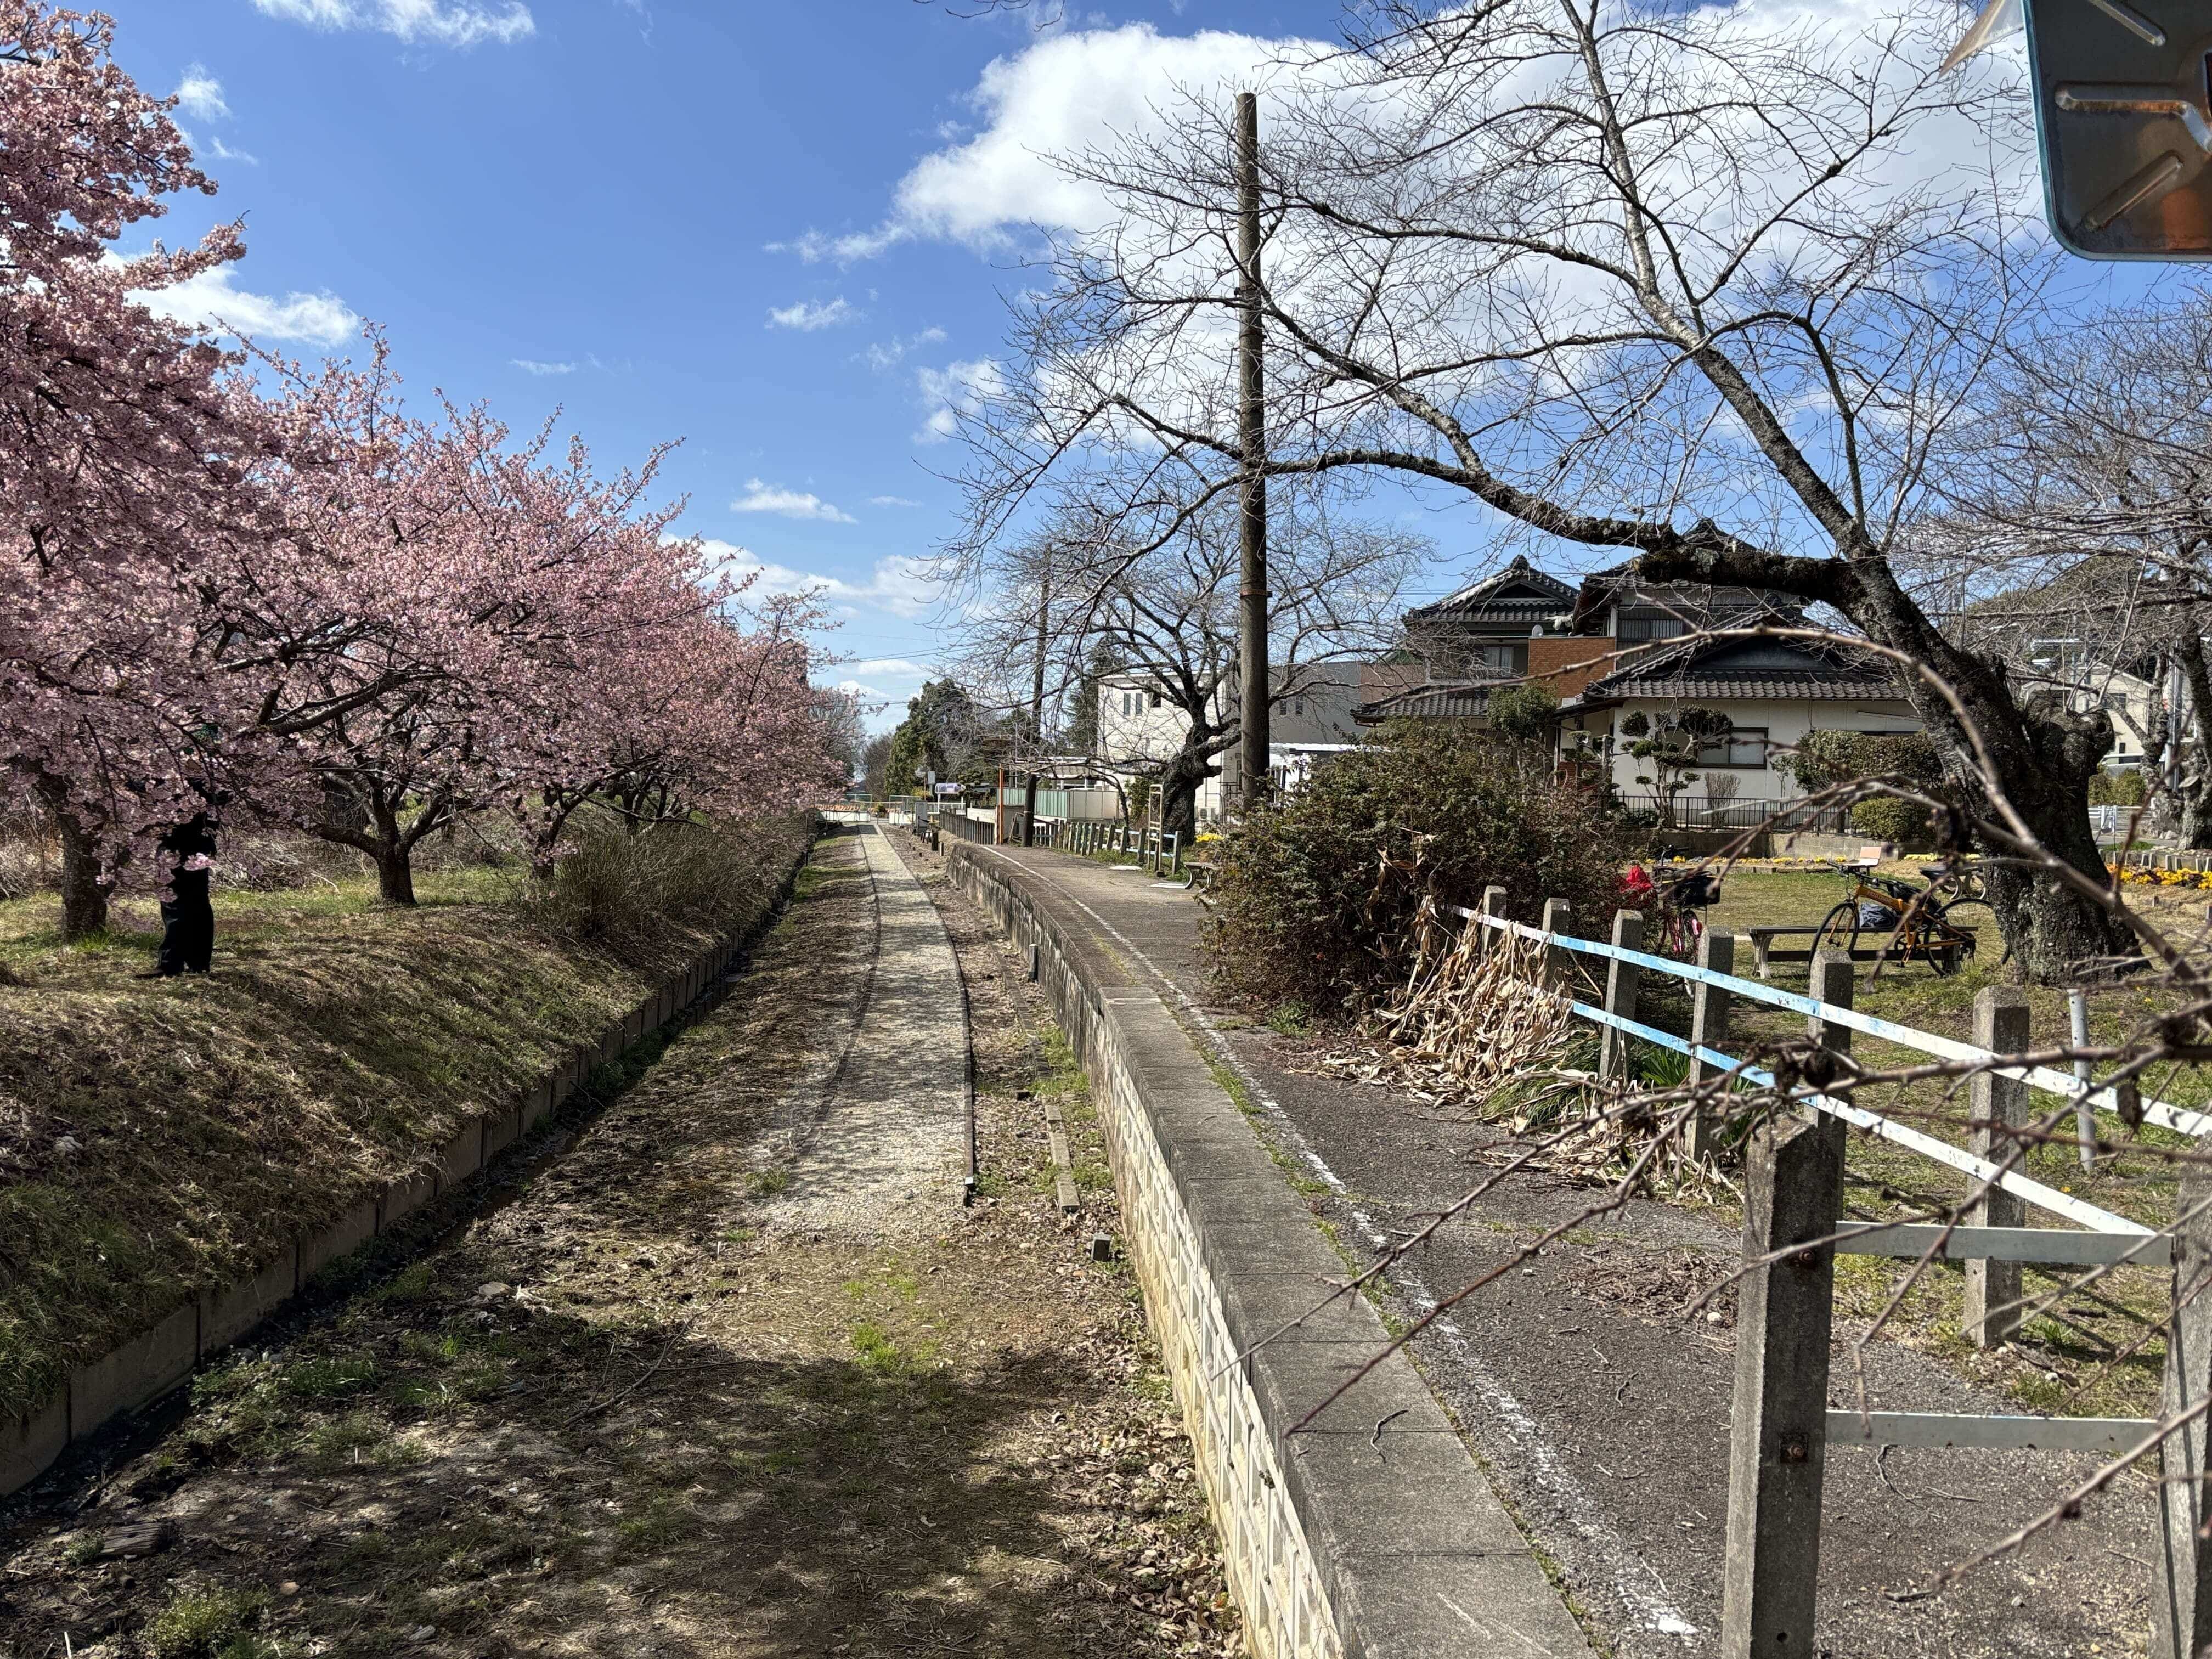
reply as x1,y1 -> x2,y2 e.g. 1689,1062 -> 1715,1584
1441,887 -> 2211,1654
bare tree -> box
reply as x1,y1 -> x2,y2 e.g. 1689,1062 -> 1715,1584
945,491 -> 1425,841
1935,296 -> 2212,847
945,0 -> 2142,981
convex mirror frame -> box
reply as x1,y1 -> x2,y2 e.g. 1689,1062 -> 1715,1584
2016,0 -> 2212,258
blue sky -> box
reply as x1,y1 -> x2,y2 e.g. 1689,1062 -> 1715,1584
105,0 -> 1476,730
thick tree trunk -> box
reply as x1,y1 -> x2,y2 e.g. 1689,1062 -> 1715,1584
376,848 -> 417,906
2175,631 -> 2212,850
1159,718 -> 1229,845
1639,549 -> 2135,982
33,775 -> 109,939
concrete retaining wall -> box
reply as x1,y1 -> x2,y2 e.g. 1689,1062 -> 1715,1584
946,842 -> 1594,1659
1,926 -> 757,1502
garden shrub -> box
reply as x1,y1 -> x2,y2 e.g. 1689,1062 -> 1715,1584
2088,767 -> 2148,807
1202,720 -> 1622,1017
1849,796 -> 1929,846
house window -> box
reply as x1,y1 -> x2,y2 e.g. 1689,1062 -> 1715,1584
1150,691 -> 1161,710
1119,691 -> 1133,716
1618,616 -> 1689,644
1697,727 -> 1768,768
1469,642 -> 1528,675
1291,697 -> 1305,715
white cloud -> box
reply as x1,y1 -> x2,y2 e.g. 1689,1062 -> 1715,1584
854,657 -> 930,676
862,326 -> 947,373
249,0 -> 534,48
208,136 -> 260,166
512,357 -> 576,375
732,479 -> 858,524
695,538 -> 940,619
779,24 -> 1293,264
915,358 -> 1006,444
133,264 -> 359,346
765,226 -> 909,267
174,66 -> 230,121
766,297 -> 856,332
867,495 -> 924,508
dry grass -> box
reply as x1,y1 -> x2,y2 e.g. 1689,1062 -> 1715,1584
0,819 -> 814,1423
0,830 -> 1237,1659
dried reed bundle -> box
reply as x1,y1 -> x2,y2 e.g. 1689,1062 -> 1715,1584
1318,906 -> 1575,1108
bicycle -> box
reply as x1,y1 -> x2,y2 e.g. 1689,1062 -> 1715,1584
1813,860 -> 1980,975
1639,856 -> 1719,957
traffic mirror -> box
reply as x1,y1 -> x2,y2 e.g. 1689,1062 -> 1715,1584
1949,0 -> 2212,257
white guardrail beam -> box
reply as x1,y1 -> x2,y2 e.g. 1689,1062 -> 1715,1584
1834,1222 -> 2174,1266
1824,1411 -> 2158,1453
1446,904 -> 2175,1236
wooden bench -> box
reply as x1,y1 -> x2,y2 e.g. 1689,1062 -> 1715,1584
1182,856 -> 1221,892
1745,924 -> 1961,980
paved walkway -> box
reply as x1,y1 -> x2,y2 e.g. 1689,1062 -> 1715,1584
762,825 -> 967,1239
967,843 -> 2156,1659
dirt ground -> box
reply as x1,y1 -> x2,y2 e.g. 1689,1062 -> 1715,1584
0,826 -> 1239,1659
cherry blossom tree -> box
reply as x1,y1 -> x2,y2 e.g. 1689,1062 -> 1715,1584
0,2 -> 268,934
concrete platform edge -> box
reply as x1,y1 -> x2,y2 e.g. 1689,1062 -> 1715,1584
945,839 -> 1595,1659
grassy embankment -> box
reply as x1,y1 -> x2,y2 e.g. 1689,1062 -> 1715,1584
0,819 -> 814,1425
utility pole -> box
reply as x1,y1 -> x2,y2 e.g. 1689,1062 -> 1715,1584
1235,89 -> 1269,814
1020,547 -> 1050,847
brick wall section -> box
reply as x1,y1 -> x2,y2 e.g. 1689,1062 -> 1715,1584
0,911 -> 774,1500
1528,635 -> 1616,699
946,843 -> 1595,1659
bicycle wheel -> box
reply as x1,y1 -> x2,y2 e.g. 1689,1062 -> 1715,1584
1815,902 -> 1860,957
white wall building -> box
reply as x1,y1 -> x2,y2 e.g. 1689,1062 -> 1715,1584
1555,634 -> 1922,807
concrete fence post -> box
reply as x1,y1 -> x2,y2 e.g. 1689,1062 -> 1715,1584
1478,885 -> 1507,958
1599,909 -> 1642,1081
1687,929 -> 1736,1162
1720,1022 -> 1848,1654
1805,949 -> 1854,1075
1539,898 -> 1573,993
1963,987 -> 2030,1350
2156,1173 -> 2212,1659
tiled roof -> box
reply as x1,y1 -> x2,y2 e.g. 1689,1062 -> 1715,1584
1577,632 -> 1905,702
1352,678 -> 1515,724
1408,555 -> 1577,620
1594,675 -> 1905,701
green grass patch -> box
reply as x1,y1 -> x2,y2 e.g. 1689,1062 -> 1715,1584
146,1581 -> 272,1658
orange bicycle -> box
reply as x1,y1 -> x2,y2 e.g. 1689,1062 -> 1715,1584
1814,864 -> 1978,975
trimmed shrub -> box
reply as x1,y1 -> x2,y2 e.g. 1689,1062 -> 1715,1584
1849,796 -> 1929,847
1202,721 -> 1622,1017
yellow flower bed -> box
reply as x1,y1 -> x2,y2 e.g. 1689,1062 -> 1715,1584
2111,864 -> 2212,891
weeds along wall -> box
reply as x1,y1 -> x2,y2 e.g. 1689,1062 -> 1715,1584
943,841 -> 1345,1659
0,830 -> 817,1502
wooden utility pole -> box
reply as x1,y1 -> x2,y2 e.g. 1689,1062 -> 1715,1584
1020,548 -> 1051,847
1234,90 -> 1269,812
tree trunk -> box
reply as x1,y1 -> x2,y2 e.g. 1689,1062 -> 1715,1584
1638,549 -> 2135,982
2176,631 -> 2212,849
2141,656 -> 2175,841
33,775 -> 109,939
376,848 -> 417,906
1158,719 -> 1228,844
